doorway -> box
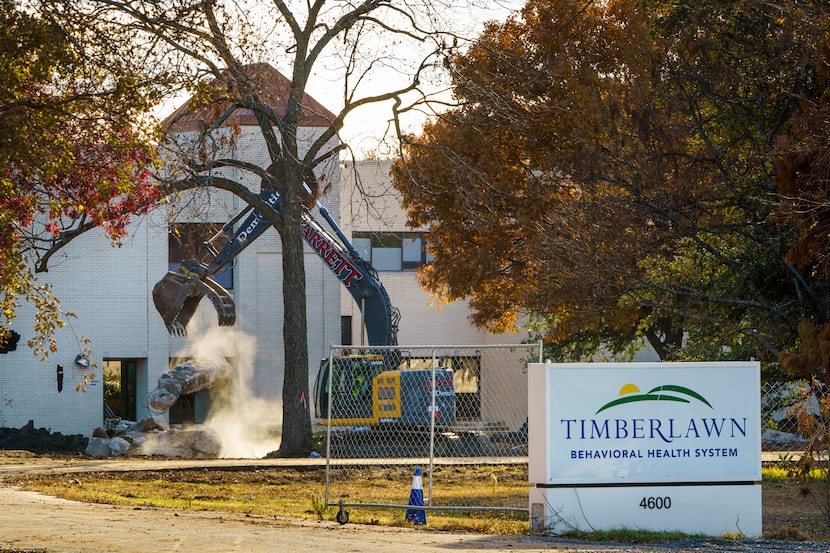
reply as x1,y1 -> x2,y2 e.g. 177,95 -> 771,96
103,359 -> 138,423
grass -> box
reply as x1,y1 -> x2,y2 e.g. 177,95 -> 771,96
8,465 -> 530,534
4,463 -> 830,541
762,465 -> 827,482
561,528 -> 710,543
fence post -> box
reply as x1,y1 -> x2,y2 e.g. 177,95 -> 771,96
428,347 -> 437,505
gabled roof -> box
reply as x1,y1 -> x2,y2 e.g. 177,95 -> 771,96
164,63 -> 337,132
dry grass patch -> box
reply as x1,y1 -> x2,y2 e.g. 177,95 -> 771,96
5,463 -> 830,540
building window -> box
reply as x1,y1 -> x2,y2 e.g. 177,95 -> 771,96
352,232 -> 431,271
401,235 -> 421,269
169,223 -> 233,289
371,233 -> 402,271
352,235 -> 371,262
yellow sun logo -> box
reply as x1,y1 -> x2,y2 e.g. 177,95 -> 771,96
619,383 -> 640,396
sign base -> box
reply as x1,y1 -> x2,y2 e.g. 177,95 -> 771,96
530,484 -> 761,538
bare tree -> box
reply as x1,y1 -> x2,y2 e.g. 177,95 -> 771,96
38,0 -> 462,455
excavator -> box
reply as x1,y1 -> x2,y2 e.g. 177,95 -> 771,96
152,185 -> 455,428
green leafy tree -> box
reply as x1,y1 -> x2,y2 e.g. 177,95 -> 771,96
624,0 -> 827,366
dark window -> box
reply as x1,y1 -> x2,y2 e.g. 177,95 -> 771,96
352,231 -> 431,271
341,316 -> 352,346
103,359 -> 138,422
169,223 -> 233,289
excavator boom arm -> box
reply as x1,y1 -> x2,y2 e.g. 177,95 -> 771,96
153,188 -> 399,346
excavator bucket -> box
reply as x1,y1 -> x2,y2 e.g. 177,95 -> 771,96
152,271 -> 236,335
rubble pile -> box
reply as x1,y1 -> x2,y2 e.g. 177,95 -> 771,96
761,427 -> 809,450
86,420 -> 221,459
86,356 -> 231,459
0,420 -> 88,454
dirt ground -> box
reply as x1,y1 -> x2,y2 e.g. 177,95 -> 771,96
0,485 -> 589,553
1,452 -> 829,553
0,457 -> 635,553
0,452 -> 614,553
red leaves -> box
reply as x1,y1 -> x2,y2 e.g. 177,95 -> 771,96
12,126 -> 160,242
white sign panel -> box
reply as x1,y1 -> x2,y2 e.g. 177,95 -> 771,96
530,484 -> 762,537
528,362 -> 762,537
529,362 -> 761,485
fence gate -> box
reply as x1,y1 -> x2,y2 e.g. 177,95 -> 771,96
318,343 -> 541,523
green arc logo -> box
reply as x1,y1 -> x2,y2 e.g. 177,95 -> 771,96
595,384 -> 713,414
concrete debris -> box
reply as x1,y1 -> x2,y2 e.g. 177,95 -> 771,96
124,416 -> 165,434
109,436 -> 131,456
761,427 -> 809,450
137,428 -> 221,459
147,357 -> 232,414
85,436 -> 111,458
85,425 -> 222,459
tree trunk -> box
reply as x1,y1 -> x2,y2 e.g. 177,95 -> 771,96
643,318 -> 684,361
275,173 -> 313,457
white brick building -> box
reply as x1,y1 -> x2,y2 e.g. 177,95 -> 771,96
339,159 -> 527,347
0,66 -> 526,439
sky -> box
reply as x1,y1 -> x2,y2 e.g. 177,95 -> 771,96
154,0 -> 522,159
311,1 -> 522,155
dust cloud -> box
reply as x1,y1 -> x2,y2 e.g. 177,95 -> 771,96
177,324 -> 282,458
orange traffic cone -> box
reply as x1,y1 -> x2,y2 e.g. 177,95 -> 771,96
405,466 -> 426,525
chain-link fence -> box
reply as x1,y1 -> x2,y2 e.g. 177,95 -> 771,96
318,343 -> 541,519
760,380 -> 826,505
318,362 -> 817,522
761,380 -> 817,452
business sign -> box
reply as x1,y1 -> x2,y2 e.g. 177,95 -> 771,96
528,362 -> 761,537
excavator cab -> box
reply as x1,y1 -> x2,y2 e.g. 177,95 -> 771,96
314,355 -> 386,425
314,354 -> 456,427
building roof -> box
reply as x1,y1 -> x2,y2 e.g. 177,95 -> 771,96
164,63 -> 337,132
